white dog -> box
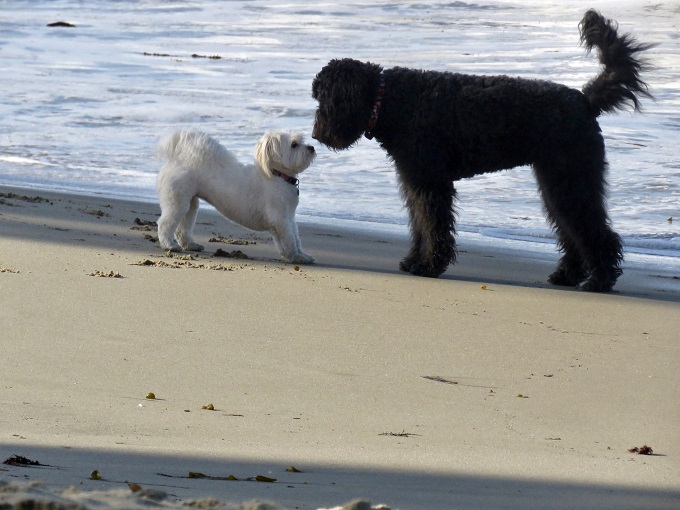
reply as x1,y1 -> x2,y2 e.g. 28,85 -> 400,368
156,129 -> 316,264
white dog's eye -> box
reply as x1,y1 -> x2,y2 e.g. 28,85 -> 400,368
291,141 -> 299,148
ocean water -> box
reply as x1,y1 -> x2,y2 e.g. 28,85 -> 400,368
1,0 -> 678,262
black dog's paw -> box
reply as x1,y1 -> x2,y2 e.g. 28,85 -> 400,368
399,251 -> 422,273
548,269 -> 581,287
399,257 -> 416,273
401,259 -> 446,278
577,277 -> 614,293
548,263 -> 587,287
577,267 -> 621,293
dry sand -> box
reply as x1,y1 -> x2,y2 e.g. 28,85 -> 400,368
1,185 -> 678,509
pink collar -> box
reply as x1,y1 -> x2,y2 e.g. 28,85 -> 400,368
272,169 -> 299,193
364,72 -> 385,140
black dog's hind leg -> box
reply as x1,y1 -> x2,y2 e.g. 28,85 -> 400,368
535,157 -> 623,293
547,232 -> 588,287
398,174 -> 456,278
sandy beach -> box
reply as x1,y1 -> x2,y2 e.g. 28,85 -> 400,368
1,185 -> 678,509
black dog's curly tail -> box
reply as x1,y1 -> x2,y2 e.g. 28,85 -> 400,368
579,9 -> 654,115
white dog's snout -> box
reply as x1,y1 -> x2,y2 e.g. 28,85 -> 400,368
307,145 -> 315,153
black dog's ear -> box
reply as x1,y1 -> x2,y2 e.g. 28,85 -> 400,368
312,58 -> 377,99
311,59 -> 383,149
312,59 -> 352,100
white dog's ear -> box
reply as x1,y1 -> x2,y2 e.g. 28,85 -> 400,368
254,132 -> 282,178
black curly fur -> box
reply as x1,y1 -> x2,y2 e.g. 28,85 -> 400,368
311,10 -> 652,292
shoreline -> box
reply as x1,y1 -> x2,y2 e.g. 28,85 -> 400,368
5,179 -> 679,263
1,184 -> 679,509
2,184 -> 678,302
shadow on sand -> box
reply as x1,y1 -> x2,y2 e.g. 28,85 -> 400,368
1,445 -> 678,510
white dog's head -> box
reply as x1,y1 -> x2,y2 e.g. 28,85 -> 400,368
254,132 -> 316,178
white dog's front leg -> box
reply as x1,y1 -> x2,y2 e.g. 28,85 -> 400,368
271,220 -> 315,264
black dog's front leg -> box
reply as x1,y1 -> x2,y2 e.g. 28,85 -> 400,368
399,178 -> 457,278
398,234 -> 422,273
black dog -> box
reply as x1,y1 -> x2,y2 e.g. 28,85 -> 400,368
311,10 -> 652,292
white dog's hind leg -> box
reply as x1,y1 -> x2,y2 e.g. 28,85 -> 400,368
157,187 -> 194,252
175,196 -> 205,251
271,220 -> 315,264
157,210 -> 183,252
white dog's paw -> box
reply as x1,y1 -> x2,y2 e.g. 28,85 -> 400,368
160,241 -> 183,252
289,252 -> 315,264
182,242 -> 205,252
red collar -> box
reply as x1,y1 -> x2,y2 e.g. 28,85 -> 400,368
272,169 -> 299,192
365,72 -> 385,140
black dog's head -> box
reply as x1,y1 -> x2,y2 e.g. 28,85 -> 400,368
311,58 -> 383,150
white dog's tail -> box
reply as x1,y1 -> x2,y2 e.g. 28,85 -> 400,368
156,129 -> 239,169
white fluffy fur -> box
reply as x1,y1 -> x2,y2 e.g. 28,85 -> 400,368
156,130 -> 316,264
